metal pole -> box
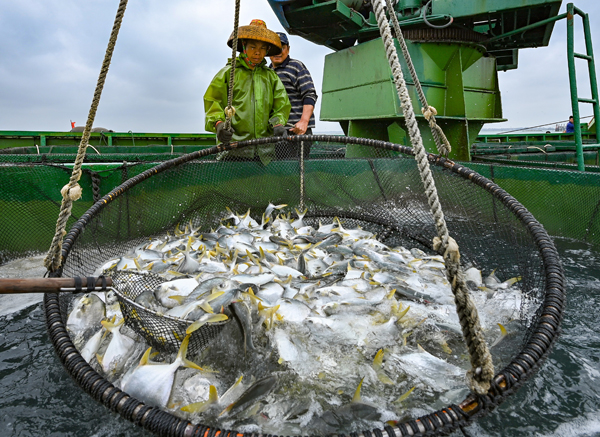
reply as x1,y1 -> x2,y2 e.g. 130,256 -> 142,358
567,3 -> 585,171
582,12 -> 600,140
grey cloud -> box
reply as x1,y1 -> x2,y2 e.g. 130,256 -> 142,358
1,0 -> 599,133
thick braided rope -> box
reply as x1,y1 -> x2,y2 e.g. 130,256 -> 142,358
384,0 -> 451,156
44,0 -> 128,272
373,0 -> 494,394
224,0 -> 241,131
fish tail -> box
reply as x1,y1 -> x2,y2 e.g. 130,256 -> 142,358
352,377 -> 365,403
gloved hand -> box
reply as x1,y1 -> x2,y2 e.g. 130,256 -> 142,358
273,124 -> 287,138
216,121 -> 234,143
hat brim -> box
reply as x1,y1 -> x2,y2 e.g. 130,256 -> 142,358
227,26 -> 282,56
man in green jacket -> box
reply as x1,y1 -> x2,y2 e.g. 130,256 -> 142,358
204,19 -> 291,165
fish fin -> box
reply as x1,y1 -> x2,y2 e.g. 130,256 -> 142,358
352,377 -> 365,403
168,295 -> 186,305
200,303 -> 214,313
377,370 -> 394,385
395,304 -> 410,321
504,276 -> 522,286
386,288 -> 396,299
181,402 -> 205,414
219,403 -> 234,417
189,313 -> 228,335
183,357 -> 205,371
373,349 -> 384,370
101,317 -> 124,330
394,387 -> 416,404
498,323 -> 508,336
441,341 -> 452,354
208,384 -> 219,402
203,290 -> 225,301
491,323 -> 508,347
176,334 -> 194,365
139,347 -> 153,366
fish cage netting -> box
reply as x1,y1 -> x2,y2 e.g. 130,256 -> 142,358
43,135 -> 565,437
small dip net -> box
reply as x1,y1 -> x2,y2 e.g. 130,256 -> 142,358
44,135 -> 565,436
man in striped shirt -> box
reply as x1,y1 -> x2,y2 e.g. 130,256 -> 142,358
270,32 -> 318,159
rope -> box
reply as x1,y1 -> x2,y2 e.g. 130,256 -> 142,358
384,0 -> 452,156
44,0 -> 128,272
373,0 -> 495,395
224,0 -> 241,132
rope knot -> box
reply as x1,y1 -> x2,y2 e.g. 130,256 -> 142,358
466,368 -> 492,395
433,236 -> 460,264
422,106 -> 438,121
224,106 -> 236,120
61,183 -> 83,201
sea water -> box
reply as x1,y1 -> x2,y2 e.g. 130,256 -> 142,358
1,239 -> 599,437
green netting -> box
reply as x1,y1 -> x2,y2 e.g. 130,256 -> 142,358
1,139 -> 599,267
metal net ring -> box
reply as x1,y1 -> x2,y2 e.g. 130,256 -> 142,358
44,135 -> 565,437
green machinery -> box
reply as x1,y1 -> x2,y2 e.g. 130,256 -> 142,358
267,0 -> 599,164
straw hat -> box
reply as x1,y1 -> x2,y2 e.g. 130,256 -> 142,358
227,19 -> 282,56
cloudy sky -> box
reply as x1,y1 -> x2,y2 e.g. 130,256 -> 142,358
1,0 -> 599,134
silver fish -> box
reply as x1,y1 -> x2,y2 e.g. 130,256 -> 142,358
67,293 -> 106,338
121,335 -> 202,408
231,301 -> 255,355
221,375 -> 278,417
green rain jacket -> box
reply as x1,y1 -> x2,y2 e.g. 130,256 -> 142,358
204,56 -> 291,165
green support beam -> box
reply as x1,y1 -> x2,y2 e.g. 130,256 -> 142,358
567,3 -> 600,172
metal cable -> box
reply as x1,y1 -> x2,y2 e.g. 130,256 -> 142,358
385,0 -> 452,156
224,0 -> 241,132
90,171 -> 101,203
373,0 -> 495,395
44,0 -> 129,272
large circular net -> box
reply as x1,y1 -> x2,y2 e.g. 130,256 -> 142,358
44,135 -> 565,436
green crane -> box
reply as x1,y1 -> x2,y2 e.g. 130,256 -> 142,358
268,0 -> 598,165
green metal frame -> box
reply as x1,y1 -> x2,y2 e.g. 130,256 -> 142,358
0,131 -> 216,151
567,3 -> 600,171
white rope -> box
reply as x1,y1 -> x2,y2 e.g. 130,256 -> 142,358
372,0 -> 494,395
44,0 -> 129,271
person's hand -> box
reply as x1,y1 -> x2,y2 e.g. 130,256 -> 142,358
273,124 -> 287,138
216,121 -> 234,143
291,119 -> 309,135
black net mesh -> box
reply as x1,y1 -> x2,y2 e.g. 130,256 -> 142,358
31,135 -> 563,436
109,271 -> 231,355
